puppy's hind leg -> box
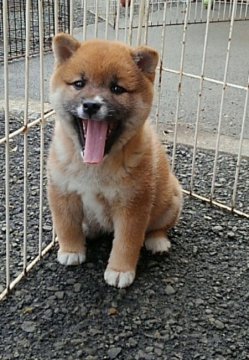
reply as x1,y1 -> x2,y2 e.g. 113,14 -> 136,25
48,183 -> 86,266
145,229 -> 171,254
145,185 -> 182,254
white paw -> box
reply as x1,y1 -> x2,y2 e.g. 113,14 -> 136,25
104,269 -> 135,288
57,250 -> 86,266
145,236 -> 171,254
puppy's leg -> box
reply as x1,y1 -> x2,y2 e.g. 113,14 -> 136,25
145,229 -> 171,254
104,208 -> 149,288
48,183 -> 86,265
145,180 -> 182,254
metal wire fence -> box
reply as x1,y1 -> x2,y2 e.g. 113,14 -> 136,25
88,0 -> 249,29
0,0 -> 248,300
0,0 -> 70,62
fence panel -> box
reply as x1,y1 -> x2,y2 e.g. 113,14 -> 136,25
0,0 -> 70,61
0,0 -> 248,300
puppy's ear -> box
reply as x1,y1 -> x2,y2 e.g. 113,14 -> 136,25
52,33 -> 80,64
132,46 -> 159,82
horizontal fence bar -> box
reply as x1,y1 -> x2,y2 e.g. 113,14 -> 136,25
161,67 -> 249,92
0,110 -> 55,145
0,241 -> 55,302
182,189 -> 249,220
117,17 -> 249,31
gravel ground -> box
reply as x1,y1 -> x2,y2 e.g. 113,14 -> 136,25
1,111 -> 249,359
2,4 -> 249,358
0,197 -> 249,360
0,111 -> 54,287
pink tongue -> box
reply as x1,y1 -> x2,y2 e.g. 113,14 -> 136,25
83,120 -> 108,164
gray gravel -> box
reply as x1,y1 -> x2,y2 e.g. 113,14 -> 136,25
0,196 -> 249,360
1,3 -> 249,358
0,111 -> 54,284
1,111 -> 249,359
170,142 -> 249,214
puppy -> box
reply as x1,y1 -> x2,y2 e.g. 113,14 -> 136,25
47,33 -> 182,288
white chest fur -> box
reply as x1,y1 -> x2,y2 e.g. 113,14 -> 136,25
51,159 -> 125,236
81,181 -> 114,235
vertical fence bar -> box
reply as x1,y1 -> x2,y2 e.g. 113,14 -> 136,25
194,0 -> 198,23
105,0 -> 110,40
69,0 -> 73,35
115,0 -> 120,40
155,1 -> 167,130
124,0 -> 129,43
239,0 -> 244,19
136,0 -> 145,46
245,0 -> 248,19
143,0 -> 150,45
217,0 -> 222,21
190,0 -> 212,194
210,0 -> 237,202
20,0 -> 25,53
155,0 -> 160,26
169,0 -> 173,25
12,0 -> 17,56
228,0 -> 232,17
211,0 -> 216,21
3,0 -> 10,292
23,0 -> 31,274
172,1 -> 190,170
187,0 -> 192,24
38,0 -> 45,258
223,0 -> 227,21
231,77 -> 249,210
200,0 -> 204,22
176,0 -> 180,24
83,0 -> 87,40
94,0 -> 99,38
128,0 -> 135,46
54,0 -> 59,34
147,0 -> 152,27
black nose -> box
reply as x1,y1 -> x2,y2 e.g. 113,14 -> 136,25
83,101 -> 101,117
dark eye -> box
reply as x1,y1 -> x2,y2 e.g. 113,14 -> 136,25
110,83 -> 126,95
72,79 -> 86,90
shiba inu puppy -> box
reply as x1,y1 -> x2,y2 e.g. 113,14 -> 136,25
47,33 -> 182,288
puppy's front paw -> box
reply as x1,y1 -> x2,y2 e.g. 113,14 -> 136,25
145,236 -> 171,254
104,269 -> 135,288
57,250 -> 86,266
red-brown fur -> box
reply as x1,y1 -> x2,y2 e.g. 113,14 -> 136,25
47,33 -> 182,288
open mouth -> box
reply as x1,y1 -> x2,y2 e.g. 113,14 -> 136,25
73,116 -> 120,164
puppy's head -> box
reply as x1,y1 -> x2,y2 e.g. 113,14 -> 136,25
50,33 -> 158,164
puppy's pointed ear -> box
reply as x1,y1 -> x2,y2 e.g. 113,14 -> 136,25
52,33 -> 80,64
132,46 -> 159,82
